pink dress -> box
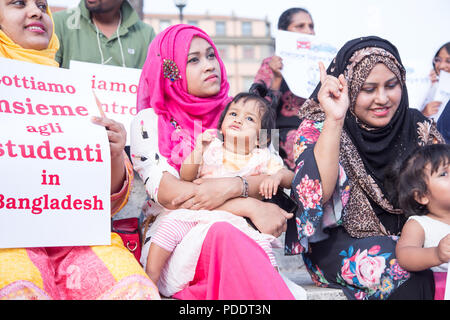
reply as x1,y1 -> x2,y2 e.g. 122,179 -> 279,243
131,109 -> 294,300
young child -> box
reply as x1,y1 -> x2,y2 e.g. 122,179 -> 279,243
180,82 -> 294,198
394,144 -> 450,300
147,83 -> 294,286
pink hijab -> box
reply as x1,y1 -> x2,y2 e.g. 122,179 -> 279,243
137,24 -> 231,171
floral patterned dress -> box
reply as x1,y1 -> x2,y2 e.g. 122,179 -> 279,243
284,119 -> 434,300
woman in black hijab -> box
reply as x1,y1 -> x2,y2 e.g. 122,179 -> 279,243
285,36 -> 443,300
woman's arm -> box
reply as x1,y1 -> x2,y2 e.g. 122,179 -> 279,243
314,62 -> 349,203
91,116 -> 133,216
276,168 -> 295,189
171,174 -> 272,210
396,219 -> 443,271
91,116 -> 127,194
214,196 -> 293,237
158,173 -> 292,237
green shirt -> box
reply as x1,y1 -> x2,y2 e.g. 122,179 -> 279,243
53,1 -> 155,69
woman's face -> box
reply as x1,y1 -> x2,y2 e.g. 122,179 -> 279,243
354,63 -> 402,128
434,47 -> 450,75
0,0 -> 53,50
286,11 -> 315,35
186,36 -> 222,98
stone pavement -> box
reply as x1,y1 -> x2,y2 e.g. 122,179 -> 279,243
114,174 -> 346,300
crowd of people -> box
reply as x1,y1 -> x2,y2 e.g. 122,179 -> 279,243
0,0 -> 448,301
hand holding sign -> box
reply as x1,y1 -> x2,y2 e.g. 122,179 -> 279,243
431,70 -> 450,121
91,92 -> 127,194
317,61 -> 349,122
268,56 -> 284,79
422,101 -> 442,117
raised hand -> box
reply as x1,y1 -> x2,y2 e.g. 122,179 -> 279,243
429,69 -> 439,83
194,129 -> 217,153
422,101 -> 442,117
268,55 -> 283,78
317,61 -> 349,122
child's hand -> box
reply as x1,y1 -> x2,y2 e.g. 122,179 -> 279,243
437,234 -> 450,264
259,175 -> 282,199
194,129 -> 217,152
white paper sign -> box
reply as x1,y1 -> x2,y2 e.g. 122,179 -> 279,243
275,30 -> 337,98
432,70 -> 450,122
0,57 -> 111,248
69,61 -> 142,145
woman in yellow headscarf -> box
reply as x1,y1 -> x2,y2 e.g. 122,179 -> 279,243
0,0 -> 160,300
0,0 -> 58,66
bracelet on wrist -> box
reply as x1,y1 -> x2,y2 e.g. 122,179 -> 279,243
237,176 -> 249,198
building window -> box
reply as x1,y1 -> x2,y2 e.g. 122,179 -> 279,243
216,21 -> 226,36
187,20 -> 198,27
159,20 -> 171,32
242,46 -> 254,60
216,45 -> 228,60
242,21 -> 252,36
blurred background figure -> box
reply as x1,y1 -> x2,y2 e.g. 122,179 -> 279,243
420,42 -> 450,119
254,7 -> 315,170
53,0 -> 155,69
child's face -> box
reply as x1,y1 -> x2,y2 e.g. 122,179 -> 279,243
422,161 -> 450,214
0,0 -> 53,50
186,36 -> 222,97
221,99 -> 262,154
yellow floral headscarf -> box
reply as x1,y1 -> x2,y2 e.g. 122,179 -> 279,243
0,5 -> 59,67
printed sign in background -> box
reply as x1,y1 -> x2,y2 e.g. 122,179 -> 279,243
0,58 -> 111,248
69,61 -> 142,146
275,30 -> 337,99
275,32 -> 435,112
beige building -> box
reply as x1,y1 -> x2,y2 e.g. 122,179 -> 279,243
50,6 -> 275,95
144,13 -> 274,95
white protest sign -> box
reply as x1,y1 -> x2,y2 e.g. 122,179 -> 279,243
0,57 -> 111,248
275,30 -> 337,98
69,61 -> 142,145
432,70 -> 450,122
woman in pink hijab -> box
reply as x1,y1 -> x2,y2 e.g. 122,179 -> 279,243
130,24 -> 294,299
